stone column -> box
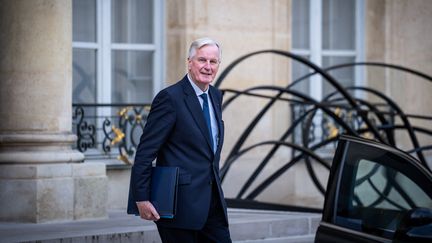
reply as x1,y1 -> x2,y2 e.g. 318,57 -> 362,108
0,0 -> 107,223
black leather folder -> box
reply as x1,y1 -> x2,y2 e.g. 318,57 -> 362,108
127,166 -> 179,219
150,166 -> 179,219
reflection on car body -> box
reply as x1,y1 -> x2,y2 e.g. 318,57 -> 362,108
315,135 -> 432,243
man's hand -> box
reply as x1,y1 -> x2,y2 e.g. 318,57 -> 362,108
136,201 -> 160,221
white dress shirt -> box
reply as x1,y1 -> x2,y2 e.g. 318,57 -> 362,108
187,74 -> 219,153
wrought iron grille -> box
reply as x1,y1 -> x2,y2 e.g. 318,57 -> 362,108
72,103 -> 150,164
290,102 -> 396,157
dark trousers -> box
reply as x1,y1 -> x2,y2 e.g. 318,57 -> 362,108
157,183 -> 232,243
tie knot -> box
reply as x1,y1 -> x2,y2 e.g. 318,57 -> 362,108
200,93 -> 208,103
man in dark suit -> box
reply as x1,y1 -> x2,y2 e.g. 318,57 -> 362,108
128,37 -> 231,243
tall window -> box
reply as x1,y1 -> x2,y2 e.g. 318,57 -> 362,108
72,0 -> 164,104
72,0 -> 164,161
291,0 -> 364,148
291,0 -> 364,99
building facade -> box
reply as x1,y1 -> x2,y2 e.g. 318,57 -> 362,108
1,0 -> 431,222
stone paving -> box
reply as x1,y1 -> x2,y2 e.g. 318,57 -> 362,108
0,209 -> 320,243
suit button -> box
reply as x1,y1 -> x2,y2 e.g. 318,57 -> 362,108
209,181 -> 213,185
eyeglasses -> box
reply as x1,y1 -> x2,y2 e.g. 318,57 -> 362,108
195,57 -> 220,67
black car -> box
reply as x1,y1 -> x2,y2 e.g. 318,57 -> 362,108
315,135 -> 432,243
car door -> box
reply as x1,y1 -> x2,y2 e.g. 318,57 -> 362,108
315,135 -> 432,243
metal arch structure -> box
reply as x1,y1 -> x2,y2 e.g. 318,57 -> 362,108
216,50 -> 432,212
70,50 -> 432,212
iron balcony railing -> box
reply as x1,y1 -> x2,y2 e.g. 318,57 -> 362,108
72,103 -> 150,164
72,101 -> 397,165
290,102 -> 396,157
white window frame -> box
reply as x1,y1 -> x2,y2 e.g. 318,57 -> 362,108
291,0 -> 365,100
72,0 -> 165,105
291,0 -> 365,146
72,0 -> 165,160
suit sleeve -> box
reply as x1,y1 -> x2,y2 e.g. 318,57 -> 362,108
131,90 -> 176,201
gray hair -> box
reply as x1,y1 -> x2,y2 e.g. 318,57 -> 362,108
188,37 -> 222,61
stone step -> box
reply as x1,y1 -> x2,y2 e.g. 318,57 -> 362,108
229,209 -> 319,242
234,235 -> 315,243
0,209 -> 320,243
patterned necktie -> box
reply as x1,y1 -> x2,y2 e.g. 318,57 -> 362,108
200,93 -> 214,151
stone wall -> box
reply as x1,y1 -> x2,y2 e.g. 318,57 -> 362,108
162,0 -> 432,208
366,0 -> 432,155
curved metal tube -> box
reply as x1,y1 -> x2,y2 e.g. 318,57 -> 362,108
215,50 -> 386,142
213,51 -> 432,212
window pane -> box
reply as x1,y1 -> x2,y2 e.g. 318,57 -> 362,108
73,49 -> 97,103
291,55 -> 311,93
112,0 -> 153,44
322,0 -> 355,50
292,0 -> 310,49
354,159 -> 432,210
322,56 -> 355,96
112,50 -> 153,103
73,0 -> 97,42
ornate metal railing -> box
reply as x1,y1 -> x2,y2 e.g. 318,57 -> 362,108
290,102 -> 396,157
72,103 -> 150,164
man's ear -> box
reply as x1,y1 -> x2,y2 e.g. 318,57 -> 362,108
187,58 -> 191,69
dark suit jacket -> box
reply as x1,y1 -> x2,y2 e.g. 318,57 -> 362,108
127,75 -> 228,230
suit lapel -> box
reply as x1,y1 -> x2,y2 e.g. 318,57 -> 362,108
209,87 -> 223,150
181,78 -> 214,152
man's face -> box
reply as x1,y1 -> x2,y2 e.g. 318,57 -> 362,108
188,45 -> 220,91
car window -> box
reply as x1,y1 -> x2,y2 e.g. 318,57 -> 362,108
334,142 -> 432,239
354,159 -> 432,210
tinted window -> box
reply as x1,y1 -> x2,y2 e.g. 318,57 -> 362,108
354,159 -> 431,210
334,142 -> 432,239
